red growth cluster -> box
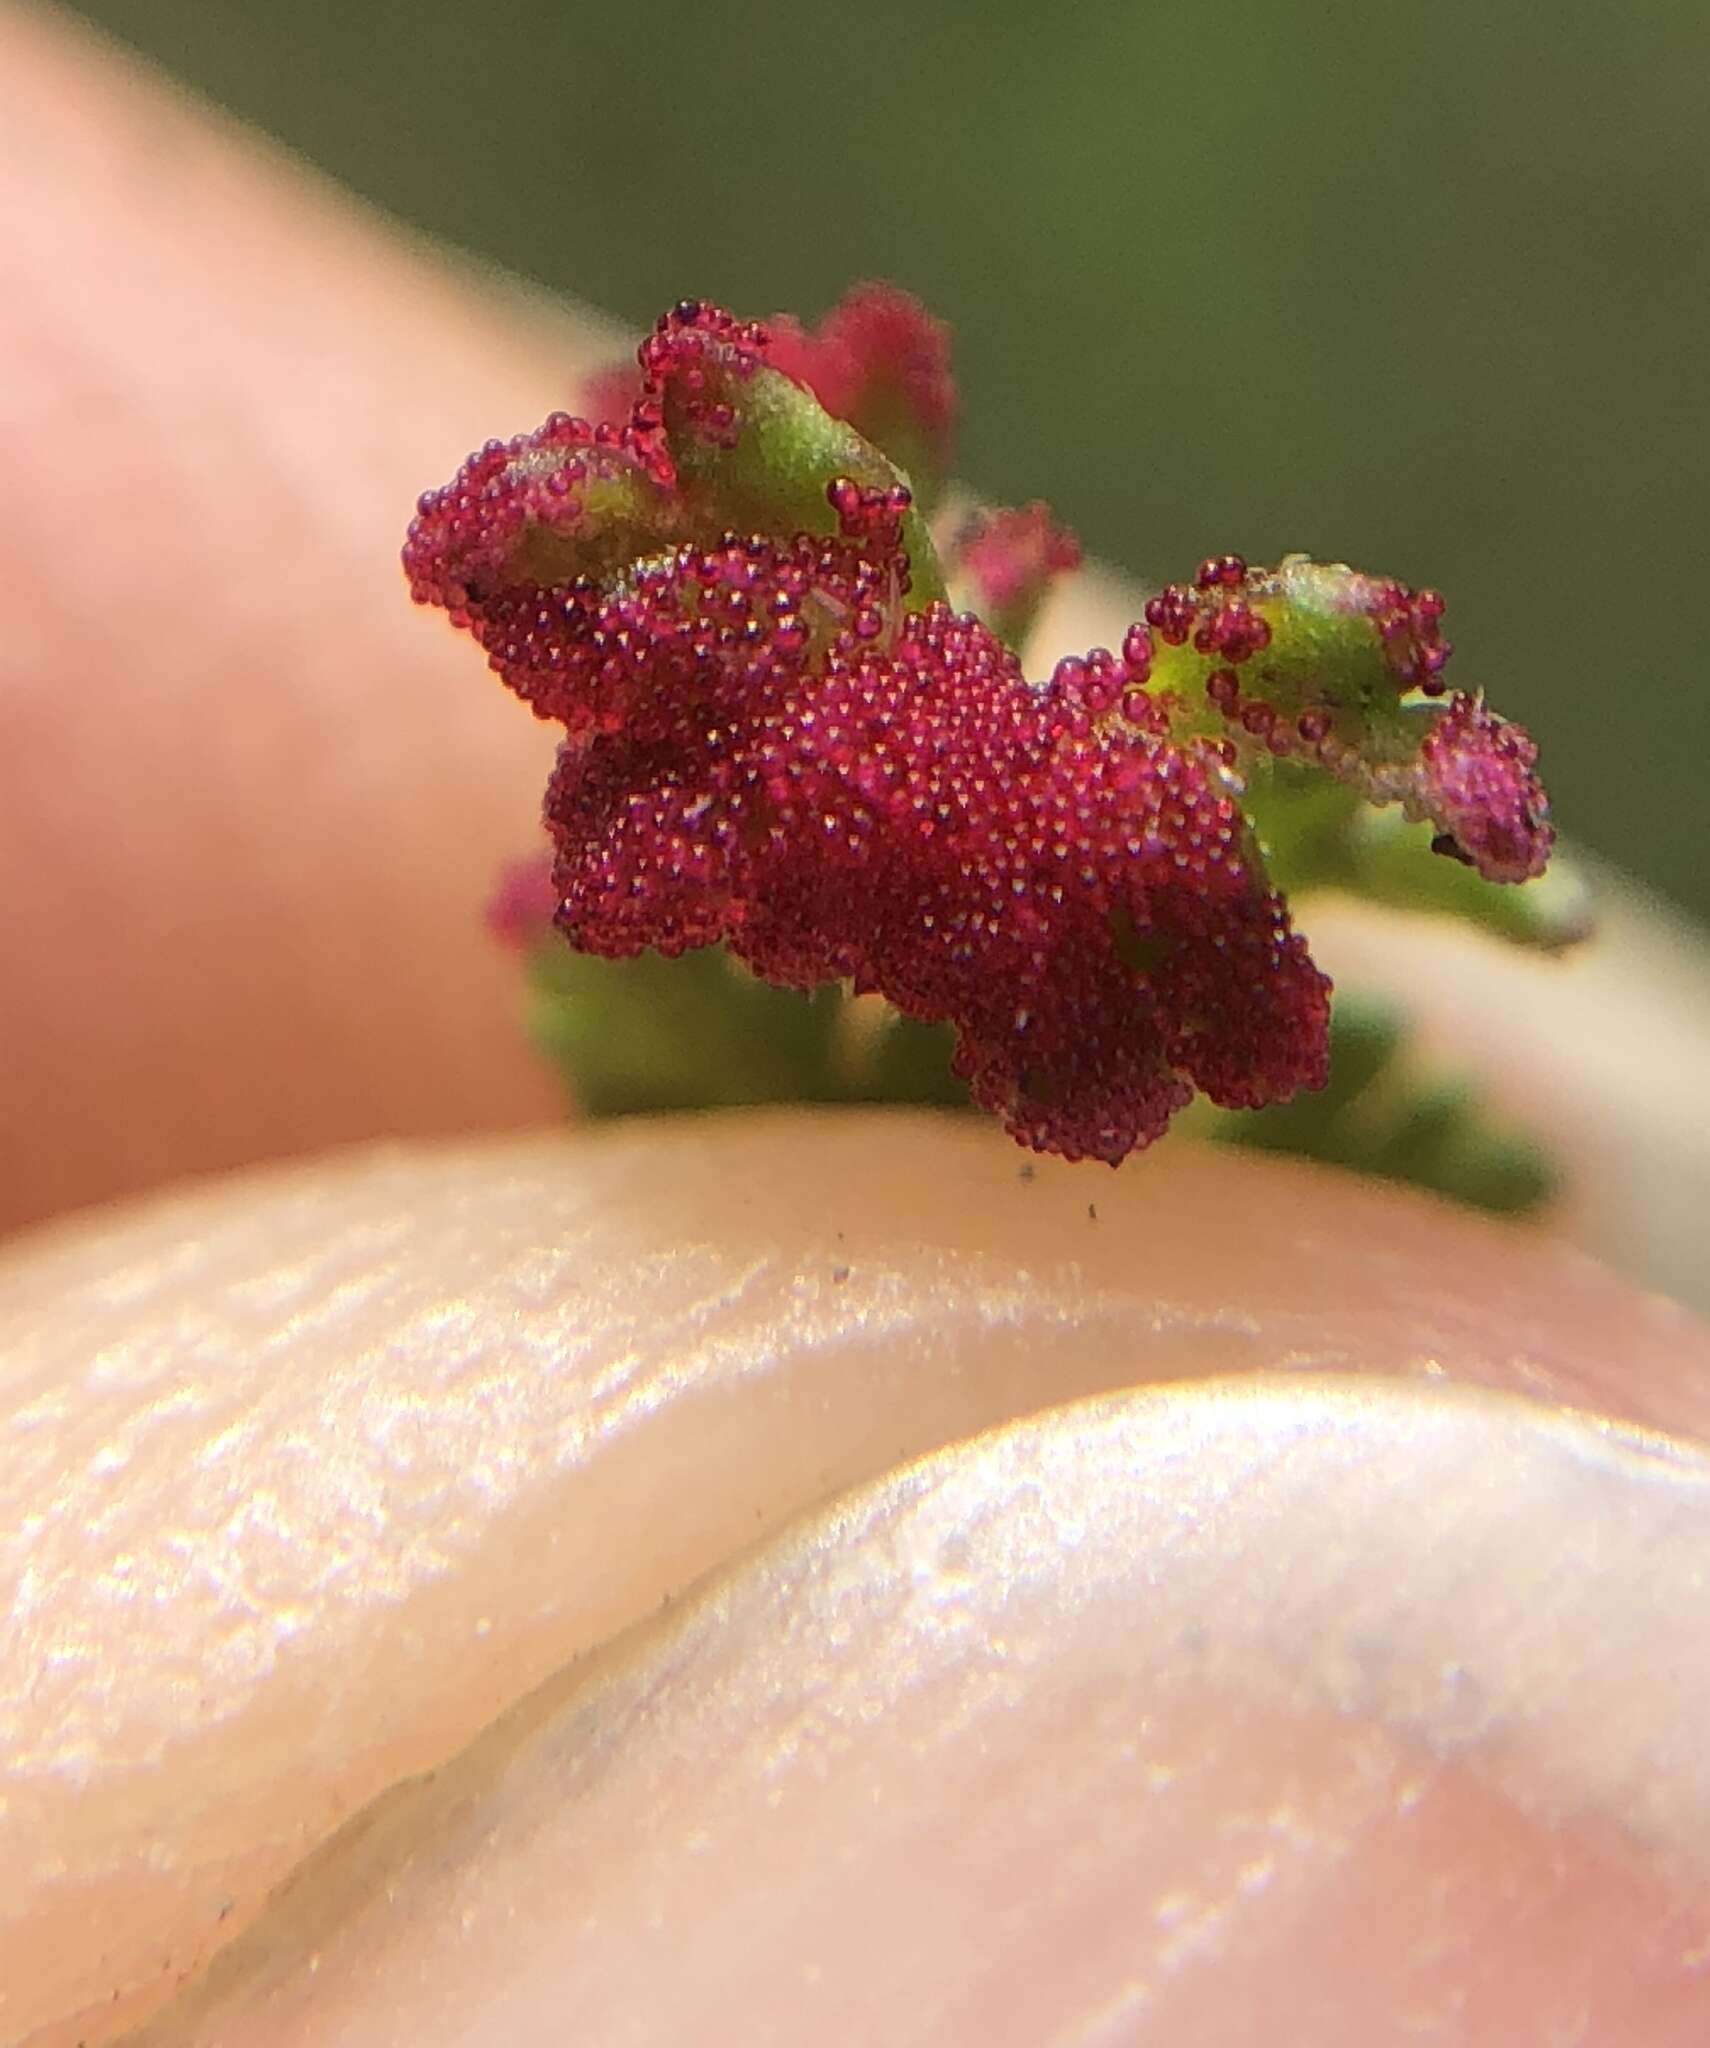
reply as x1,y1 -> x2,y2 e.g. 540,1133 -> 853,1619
1139,556 -> 1553,878
765,283 -> 957,481
406,296 -> 1549,1163
1150,555 -> 1446,677
485,853 -> 560,948
1417,693 -> 1551,884
954,503 -> 1082,630
583,283 -> 955,489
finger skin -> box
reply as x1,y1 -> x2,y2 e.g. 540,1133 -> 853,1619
0,3 -> 621,1233
129,1380 -> 1710,2046
4,1113 -> 1708,2044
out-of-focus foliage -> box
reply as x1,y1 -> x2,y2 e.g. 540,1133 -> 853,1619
522,945 -> 1552,1215
1198,992 -> 1555,1217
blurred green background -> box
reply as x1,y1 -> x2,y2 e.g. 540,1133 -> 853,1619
67,0 -> 1710,920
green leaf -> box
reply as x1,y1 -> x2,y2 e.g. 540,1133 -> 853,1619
1243,762 -> 1592,951
523,942 -> 967,1117
849,1006 -> 965,1106
524,938 -> 1553,1219
1204,989 -> 1557,1216
664,357 -> 948,609
525,944 -> 843,1116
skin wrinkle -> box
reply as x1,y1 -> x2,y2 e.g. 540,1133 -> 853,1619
6,1113 -> 1710,2044
122,1379 -> 1710,2046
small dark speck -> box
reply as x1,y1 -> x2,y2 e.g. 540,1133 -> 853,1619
1019,1162 -> 1037,1183
1087,1202 -> 1098,1222
831,1265 -> 850,1284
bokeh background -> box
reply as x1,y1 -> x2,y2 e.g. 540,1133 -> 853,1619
63,0 -> 1710,920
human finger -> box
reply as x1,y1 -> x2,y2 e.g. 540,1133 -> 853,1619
0,2 -> 613,1232
133,1377 -> 1710,2046
5,1113 -> 1708,2043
